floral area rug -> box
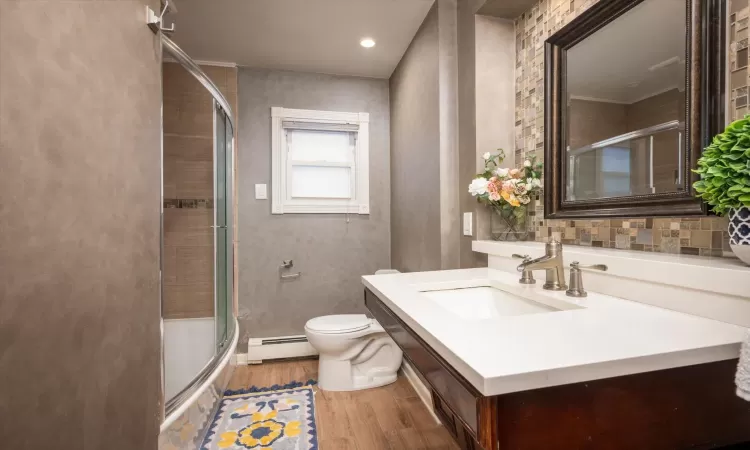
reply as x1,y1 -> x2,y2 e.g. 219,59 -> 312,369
201,381 -> 318,450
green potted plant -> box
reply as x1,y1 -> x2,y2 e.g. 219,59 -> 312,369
693,116 -> 750,265
468,150 -> 543,241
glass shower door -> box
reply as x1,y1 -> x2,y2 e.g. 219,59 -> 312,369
161,33 -> 238,417
214,101 -> 234,352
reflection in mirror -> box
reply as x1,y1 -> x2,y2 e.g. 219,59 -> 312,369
565,0 -> 686,201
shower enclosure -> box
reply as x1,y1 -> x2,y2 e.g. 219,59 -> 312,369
159,34 -> 238,444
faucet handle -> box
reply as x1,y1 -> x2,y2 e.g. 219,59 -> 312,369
512,254 -> 536,285
570,261 -> 608,271
566,261 -> 607,297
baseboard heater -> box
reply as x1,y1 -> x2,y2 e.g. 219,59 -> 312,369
246,335 -> 318,364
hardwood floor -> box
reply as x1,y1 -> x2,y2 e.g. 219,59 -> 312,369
227,359 -> 459,450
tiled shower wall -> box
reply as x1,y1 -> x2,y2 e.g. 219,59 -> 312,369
514,0 -> 732,256
162,63 -> 238,319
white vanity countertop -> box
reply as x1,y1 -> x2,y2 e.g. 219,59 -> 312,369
362,268 -> 748,396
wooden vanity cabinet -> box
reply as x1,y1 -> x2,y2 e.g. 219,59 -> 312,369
365,288 -> 750,450
365,288 -> 483,450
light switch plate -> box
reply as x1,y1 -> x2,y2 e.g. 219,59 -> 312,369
255,184 -> 268,200
463,212 -> 473,236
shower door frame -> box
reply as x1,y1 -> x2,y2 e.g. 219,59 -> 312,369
160,34 -> 237,418
213,99 -> 234,355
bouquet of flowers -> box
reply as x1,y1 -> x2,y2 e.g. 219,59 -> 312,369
468,149 -> 543,240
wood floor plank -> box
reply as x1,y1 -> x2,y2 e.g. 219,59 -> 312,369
363,386 -> 414,431
344,397 -> 393,450
398,427 -> 431,450
391,374 -> 420,400
314,390 -> 357,441
227,359 -> 457,449
317,437 -> 360,450
421,426 -> 461,450
396,396 -> 441,430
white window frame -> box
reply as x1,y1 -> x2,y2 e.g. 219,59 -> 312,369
271,107 -> 370,214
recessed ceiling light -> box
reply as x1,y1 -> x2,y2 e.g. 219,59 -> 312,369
360,38 -> 376,48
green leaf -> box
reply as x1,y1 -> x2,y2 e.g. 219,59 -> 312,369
695,115 -> 750,214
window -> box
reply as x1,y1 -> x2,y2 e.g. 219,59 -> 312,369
599,146 -> 631,197
271,107 -> 369,214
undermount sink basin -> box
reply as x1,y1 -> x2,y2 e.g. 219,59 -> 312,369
418,284 -> 582,320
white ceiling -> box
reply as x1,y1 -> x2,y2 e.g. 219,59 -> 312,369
168,0 -> 435,79
567,0 -> 686,104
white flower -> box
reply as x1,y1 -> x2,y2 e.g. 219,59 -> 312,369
526,178 -> 541,189
483,152 -> 491,160
468,177 -> 489,196
495,167 -> 509,177
524,160 -> 532,167
515,183 -> 528,195
519,194 -> 531,204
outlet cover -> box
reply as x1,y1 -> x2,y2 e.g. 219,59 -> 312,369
463,212 -> 473,236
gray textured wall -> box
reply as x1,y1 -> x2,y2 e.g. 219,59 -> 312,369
458,0 -> 481,267
458,6 -> 516,268
390,0 -> 461,272
0,0 -> 162,447
437,0 -> 461,270
390,3 -> 442,272
236,68 -> 390,349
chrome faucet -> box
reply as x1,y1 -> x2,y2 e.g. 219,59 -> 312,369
516,240 -> 567,291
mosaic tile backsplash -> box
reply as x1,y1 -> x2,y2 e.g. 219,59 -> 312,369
514,0 -> 732,257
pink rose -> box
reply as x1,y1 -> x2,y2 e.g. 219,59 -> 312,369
489,192 -> 501,201
487,177 -> 499,193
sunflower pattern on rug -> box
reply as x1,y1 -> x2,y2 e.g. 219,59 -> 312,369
201,381 -> 318,450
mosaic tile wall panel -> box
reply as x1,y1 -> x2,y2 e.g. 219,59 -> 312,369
729,0 -> 750,119
514,0 -> 731,257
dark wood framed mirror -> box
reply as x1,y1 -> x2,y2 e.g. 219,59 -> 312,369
544,0 -> 725,219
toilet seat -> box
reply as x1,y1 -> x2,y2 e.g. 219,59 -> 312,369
305,314 -> 372,334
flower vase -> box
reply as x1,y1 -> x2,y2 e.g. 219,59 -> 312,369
490,204 -> 529,241
728,207 -> 750,266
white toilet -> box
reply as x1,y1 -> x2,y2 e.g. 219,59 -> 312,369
305,314 -> 403,391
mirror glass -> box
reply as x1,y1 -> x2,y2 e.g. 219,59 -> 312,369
565,0 -> 686,201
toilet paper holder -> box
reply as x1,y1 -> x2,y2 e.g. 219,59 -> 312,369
279,260 -> 302,280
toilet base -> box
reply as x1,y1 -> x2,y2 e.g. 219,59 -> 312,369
351,369 -> 398,391
317,357 -> 400,392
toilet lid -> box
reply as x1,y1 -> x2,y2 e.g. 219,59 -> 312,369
306,314 -> 371,334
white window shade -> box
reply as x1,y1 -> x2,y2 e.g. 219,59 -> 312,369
271,107 -> 370,214
288,129 -> 354,163
290,166 -> 352,198
282,121 -> 359,132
